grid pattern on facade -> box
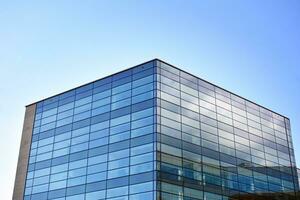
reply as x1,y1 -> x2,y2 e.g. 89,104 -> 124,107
24,61 -> 157,200
20,59 -> 299,200
155,61 -> 298,199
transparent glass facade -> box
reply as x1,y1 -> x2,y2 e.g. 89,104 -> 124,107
22,59 -> 299,200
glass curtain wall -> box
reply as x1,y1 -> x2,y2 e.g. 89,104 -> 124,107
24,61 -> 158,200
156,61 -> 299,200
22,59 -> 299,200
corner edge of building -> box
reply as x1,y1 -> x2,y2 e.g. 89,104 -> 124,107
13,104 -> 36,200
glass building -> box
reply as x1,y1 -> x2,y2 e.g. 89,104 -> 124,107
13,59 -> 299,200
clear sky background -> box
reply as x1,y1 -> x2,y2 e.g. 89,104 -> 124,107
0,1 -> 299,199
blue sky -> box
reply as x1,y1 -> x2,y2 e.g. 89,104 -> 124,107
0,1 -> 299,198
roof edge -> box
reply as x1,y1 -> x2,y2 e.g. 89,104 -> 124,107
26,58 -> 289,120
155,58 -> 289,120
26,58 -> 159,107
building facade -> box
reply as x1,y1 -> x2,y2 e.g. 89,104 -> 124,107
13,59 -> 299,200
298,168 -> 300,190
